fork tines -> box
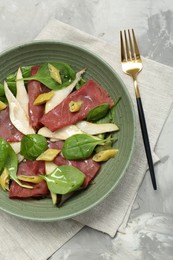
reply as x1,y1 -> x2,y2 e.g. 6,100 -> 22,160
120,29 -> 140,61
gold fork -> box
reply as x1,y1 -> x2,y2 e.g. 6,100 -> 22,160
120,29 -> 157,190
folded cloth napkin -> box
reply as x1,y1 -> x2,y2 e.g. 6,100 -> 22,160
1,19 -> 173,260
36,19 -> 173,235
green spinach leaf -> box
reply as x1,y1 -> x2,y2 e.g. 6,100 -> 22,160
7,66 -> 32,96
42,165 -> 85,194
0,96 -> 7,103
0,138 -> 9,173
75,78 -> 86,90
96,97 -> 121,124
21,66 -> 32,78
0,83 -> 5,97
87,103 -> 110,122
5,145 -> 32,189
0,66 -> 32,98
62,134 -> 112,160
0,138 -> 32,188
23,62 -> 76,90
21,134 -> 48,160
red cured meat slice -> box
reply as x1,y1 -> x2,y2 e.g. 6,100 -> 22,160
9,160 -> 49,199
0,107 -> 23,142
28,66 -> 49,131
49,141 -> 100,188
40,80 -> 114,131
70,159 -> 100,188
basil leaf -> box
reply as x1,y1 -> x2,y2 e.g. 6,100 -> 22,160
0,138 -> 9,173
23,62 -> 76,90
42,165 -> 85,194
87,103 -> 110,122
21,134 -> 48,160
62,134 -> 108,160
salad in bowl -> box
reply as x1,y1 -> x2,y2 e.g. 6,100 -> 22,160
0,61 -> 120,207
0,42 -> 135,220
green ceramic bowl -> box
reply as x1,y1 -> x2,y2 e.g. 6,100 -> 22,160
0,41 -> 135,221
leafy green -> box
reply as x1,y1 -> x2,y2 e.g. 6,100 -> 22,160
23,62 -> 76,90
0,96 -> 7,103
96,108 -> 113,124
5,145 -> 32,189
62,134 -> 114,160
21,66 -> 32,78
7,65 -> 32,96
0,138 -> 32,188
95,137 -> 118,153
0,138 -> 9,173
87,103 -> 110,122
75,78 -> 86,90
96,97 -> 121,124
6,73 -> 17,96
21,134 -> 48,160
42,165 -> 85,195
0,66 -> 32,98
92,97 -> 121,154
0,83 -> 5,97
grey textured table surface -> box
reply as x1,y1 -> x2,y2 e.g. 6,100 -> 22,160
0,1 -> 173,259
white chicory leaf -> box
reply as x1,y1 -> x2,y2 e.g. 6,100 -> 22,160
76,121 -> 119,135
4,81 -> 35,135
38,125 -> 84,140
16,67 -> 29,116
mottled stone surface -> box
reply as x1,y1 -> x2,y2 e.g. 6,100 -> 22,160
0,1 -> 173,259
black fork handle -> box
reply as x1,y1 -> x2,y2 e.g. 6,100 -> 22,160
136,97 -> 157,190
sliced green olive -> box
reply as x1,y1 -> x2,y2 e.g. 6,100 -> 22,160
0,100 -> 7,110
17,175 -> 43,183
92,149 -> 118,162
69,101 -> 83,112
0,168 -> 10,191
33,91 -> 54,105
48,63 -> 62,84
36,148 -> 61,161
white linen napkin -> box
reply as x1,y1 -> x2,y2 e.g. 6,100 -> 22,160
36,19 -> 173,235
1,19 -> 173,260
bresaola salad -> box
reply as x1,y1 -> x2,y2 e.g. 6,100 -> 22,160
0,62 -> 120,206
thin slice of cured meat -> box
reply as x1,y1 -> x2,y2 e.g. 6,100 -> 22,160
41,80 -> 114,131
28,66 -> 49,131
9,160 -> 49,199
49,141 -> 101,188
0,106 -> 23,142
